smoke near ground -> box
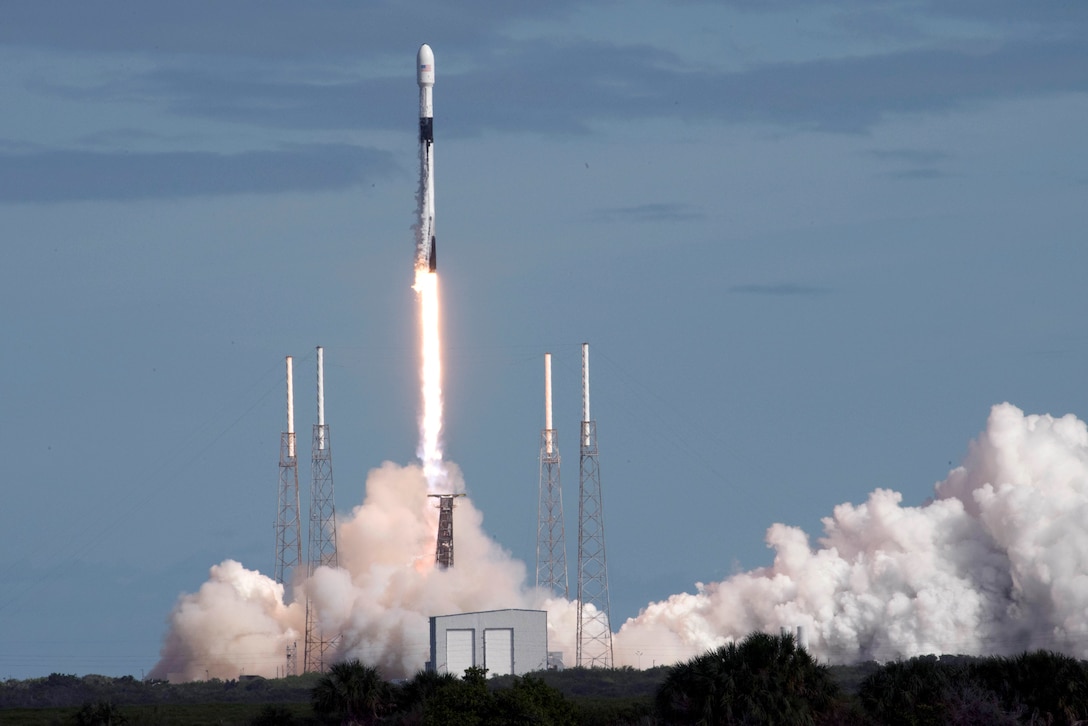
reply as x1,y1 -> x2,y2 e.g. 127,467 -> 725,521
615,403 -> 1088,666
151,403 -> 1088,680
149,461 -> 577,681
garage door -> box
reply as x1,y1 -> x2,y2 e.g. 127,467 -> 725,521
484,628 -> 513,677
446,628 -> 474,677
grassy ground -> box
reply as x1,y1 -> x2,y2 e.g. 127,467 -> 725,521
0,701 -> 317,726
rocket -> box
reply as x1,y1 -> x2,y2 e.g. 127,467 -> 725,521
418,44 -> 437,272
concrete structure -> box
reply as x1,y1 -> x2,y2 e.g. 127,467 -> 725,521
429,609 -> 548,677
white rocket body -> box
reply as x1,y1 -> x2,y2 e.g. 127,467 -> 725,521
417,44 -> 436,272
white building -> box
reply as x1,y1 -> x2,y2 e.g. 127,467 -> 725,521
428,609 -> 548,677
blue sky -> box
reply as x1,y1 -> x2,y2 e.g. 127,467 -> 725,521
1,2 -> 1086,678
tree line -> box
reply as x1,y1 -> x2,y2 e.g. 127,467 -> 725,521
308,633 -> 1088,725
4,631 -> 1088,724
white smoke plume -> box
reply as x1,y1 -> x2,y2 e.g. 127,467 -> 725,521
150,461 -> 577,681
150,560 -> 305,681
152,402 -> 1088,680
613,403 -> 1088,666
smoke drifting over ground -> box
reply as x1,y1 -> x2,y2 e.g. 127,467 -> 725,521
150,462 -> 577,680
616,403 -> 1088,666
152,403 -> 1088,680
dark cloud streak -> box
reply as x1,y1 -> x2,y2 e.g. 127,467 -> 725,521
139,69 -> 403,131
592,203 -> 704,223
885,168 -> 950,181
866,149 -> 950,164
729,283 -> 830,297
464,38 -> 1087,134
0,144 -> 396,203
9,3 -> 1085,141
92,37 -> 1088,136
0,2 -> 582,59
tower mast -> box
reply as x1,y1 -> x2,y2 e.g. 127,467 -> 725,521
576,342 -> 613,667
537,352 -> 568,597
304,346 -> 339,673
274,355 -> 303,589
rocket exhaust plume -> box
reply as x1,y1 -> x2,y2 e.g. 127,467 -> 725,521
147,44 -> 1088,685
613,404 -> 1088,667
151,393 -> 1088,677
413,269 -> 444,489
150,461 -> 581,681
149,44 -> 583,683
412,43 -> 446,492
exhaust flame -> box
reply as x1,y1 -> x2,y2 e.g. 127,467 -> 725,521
413,267 -> 446,491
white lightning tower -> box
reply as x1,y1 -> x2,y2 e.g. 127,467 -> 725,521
576,342 -> 614,667
304,346 -> 339,673
274,356 -> 302,589
537,352 -> 569,597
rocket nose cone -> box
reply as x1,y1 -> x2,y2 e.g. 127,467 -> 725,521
417,44 -> 435,87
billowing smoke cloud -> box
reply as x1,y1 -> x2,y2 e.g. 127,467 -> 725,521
150,560 -> 305,680
614,403 -> 1088,666
152,403 -> 1088,680
150,461 -> 577,681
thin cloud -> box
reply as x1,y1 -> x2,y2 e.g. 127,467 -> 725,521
866,148 -> 951,164
885,168 -> 951,180
0,2 -> 580,58
729,283 -> 831,297
592,202 -> 704,224
0,139 -> 42,153
0,144 -> 396,203
8,5 -> 1086,139
101,37 -> 1088,136
866,149 -> 951,181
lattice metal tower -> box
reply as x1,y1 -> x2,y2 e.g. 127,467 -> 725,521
536,352 -> 568,598
429,494 -> 464,568
576,342 -> 614,668
304,346 -> 339,673
285,641 -> 298,677
274,356 -> 303,588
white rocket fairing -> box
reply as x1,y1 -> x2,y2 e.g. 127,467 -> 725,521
418,44 -> 436,272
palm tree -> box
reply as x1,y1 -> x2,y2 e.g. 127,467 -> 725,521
858,656 -> 956,726
972,650 -> 1088,725
419,665 -> 493,726
311,659 -> 392,725
658,657 -> 713,723
74,700 -> 127,726
396,669 -> 457,715
656,630 -> 840,725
